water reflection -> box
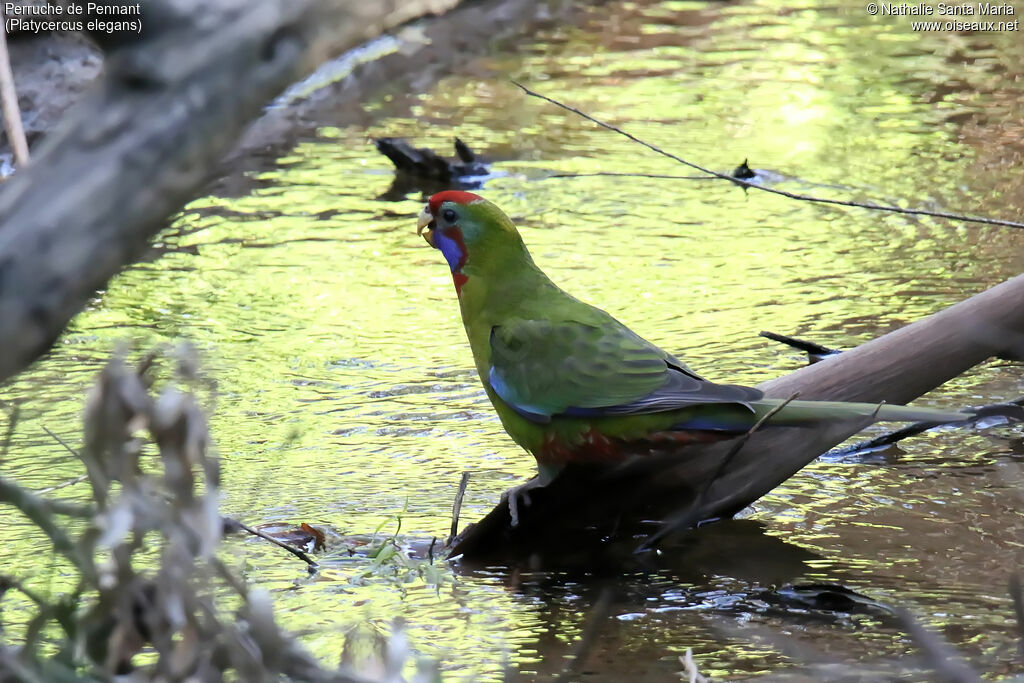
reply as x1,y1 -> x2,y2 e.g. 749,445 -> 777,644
1,0 -> 1023,678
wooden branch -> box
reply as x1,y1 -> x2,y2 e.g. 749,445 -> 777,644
696,273 -> 1024,522
450,275 -> 1024,562
0,0 -> 459,386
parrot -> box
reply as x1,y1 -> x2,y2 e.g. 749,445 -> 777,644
415,190 -> 969,496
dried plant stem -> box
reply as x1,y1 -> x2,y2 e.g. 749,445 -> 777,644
638,393 -> 800,551
448,470 -> 471,546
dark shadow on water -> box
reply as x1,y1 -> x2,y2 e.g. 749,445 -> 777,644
376,172 -> 485,203
453,519 -> 820,583
450,520 -> 903,681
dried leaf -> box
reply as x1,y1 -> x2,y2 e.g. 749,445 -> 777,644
255,522 -> 328,553
300,523 -> 327,552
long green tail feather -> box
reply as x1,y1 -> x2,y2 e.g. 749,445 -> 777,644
752,399 -> 969,425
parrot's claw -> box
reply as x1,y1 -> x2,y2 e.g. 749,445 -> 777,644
508,491 -> 524,527
503,478 -> 544,528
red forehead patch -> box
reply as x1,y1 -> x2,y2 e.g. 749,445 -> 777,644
428,190 -> 483,214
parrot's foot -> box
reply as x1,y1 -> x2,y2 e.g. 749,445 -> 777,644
503,478 -> 545,528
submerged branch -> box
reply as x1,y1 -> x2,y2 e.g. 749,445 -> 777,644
227,518 -> 319,570
545,171 -> 714,181
828,396 -> 1024,458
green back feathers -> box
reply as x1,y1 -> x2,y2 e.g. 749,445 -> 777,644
422,192 -> 761,424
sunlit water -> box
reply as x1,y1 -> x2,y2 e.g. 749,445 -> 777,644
3,0 -> 1024,679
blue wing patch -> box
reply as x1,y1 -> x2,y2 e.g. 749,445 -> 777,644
488,365 -> 552,423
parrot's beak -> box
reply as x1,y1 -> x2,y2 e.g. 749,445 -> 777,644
416,206 -> 435,247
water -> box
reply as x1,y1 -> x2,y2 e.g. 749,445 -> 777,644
2,0 -> 1024,679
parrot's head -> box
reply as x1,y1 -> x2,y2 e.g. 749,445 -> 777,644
417,191 -> 531,294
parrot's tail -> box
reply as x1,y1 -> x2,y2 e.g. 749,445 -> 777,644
751,399 -> 970,426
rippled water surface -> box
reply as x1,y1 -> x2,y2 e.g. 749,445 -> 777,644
3,0 -> 1024,679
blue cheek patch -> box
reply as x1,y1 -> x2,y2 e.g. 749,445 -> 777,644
434,229 -> 465,273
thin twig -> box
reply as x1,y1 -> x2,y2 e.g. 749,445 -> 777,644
638,393 -> 800,551
228,518 -> 318,569
829,421 -> 945,457
35,474 -> 90,495
706,392 -> 802,488
0,475 -> 91,518
828,396 -> 1024,458
545,171 -> 714,181
34,425 -> 92,494
760,330 -> 841,359
513,81 -> 1024,231
447,471 -> 471,546
41,425 -> 79,458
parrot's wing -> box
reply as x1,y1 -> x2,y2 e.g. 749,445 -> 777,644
488,319 -> 762,423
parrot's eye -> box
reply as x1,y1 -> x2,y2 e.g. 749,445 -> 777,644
442,208 -> 457,223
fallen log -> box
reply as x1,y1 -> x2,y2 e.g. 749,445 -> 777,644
450,274 -> 1024,563
0,0 -> 460,386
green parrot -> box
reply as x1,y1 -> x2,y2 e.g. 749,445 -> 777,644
416,190 -> 968,486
